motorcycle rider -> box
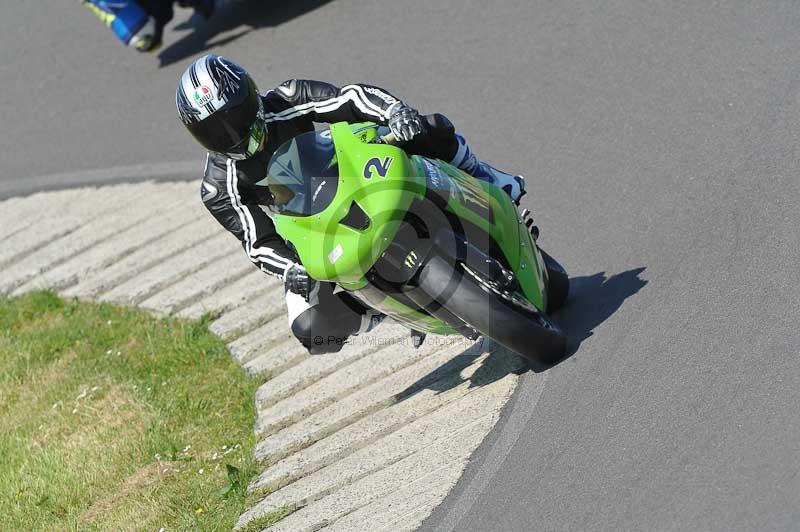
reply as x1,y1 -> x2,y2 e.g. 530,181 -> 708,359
82,0 -> 214,52
176,54 -> 526,353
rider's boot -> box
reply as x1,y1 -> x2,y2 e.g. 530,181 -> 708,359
449,133 -> 527,204
128,16 -> 163,52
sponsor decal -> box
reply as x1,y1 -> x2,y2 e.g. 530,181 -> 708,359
363,157 -> 393,179
404,250 -> 418,270
328,244 -> 344,264
420,157 -> 453,196
449,170 -> 494,224
194,86 -> 213,106
364,87 -> 399,106
421,158 -> 444,188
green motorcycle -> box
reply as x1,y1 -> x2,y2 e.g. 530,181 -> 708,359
262,122 -> 569,363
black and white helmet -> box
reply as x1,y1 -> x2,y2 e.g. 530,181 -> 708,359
176,54 -> 266,159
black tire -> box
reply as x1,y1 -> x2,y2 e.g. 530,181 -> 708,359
413,255 -> 567,364
540,248 -> 569,313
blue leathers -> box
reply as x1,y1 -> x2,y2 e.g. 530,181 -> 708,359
82,1 -> 214,51
81,0 -> 150,46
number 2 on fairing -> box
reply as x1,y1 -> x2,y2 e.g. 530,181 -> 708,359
363,157 -> 393,179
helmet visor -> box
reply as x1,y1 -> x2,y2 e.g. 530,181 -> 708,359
226,115 -> 266,160
185,90 -> 262,154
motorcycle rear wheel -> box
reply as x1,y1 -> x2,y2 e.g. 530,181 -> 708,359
415,255 -> 567,364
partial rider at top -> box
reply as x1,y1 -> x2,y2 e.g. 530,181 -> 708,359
81,0 -> 214,52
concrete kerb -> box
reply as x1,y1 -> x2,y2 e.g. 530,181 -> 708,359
0,187 -> 109,245
250,349 -> 523,495
238,414 -> 498,531
250,388 -> 509,518
61,211 -> 222,299
16,189 -> 204,295
253,339 -> 490,463
0,180 -> 525,532
254,326 -> 445,437
138,252 -> 257,314
0,213 -> 93,269
323,461 -> 467,532
98,231 -> 235,305
208,282 -> 287,341
243,337 -> 310,379
253,323 -> 410,410
229,321 -> 296,365
2,183 -> 199,295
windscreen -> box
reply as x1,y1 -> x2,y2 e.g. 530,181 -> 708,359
265,131 -> 339,217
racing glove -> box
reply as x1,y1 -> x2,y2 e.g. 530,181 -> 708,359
388,104 -> 426,142
284,264 -> 317,301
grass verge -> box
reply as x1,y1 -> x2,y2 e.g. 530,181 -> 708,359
236,507 -> 295,532
0,292 -> 264,531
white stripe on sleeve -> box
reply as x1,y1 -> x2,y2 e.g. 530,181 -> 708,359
225,159 -> 294,277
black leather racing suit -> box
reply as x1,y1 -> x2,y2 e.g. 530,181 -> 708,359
200,79 -> 458,353
201,79 -> 457,276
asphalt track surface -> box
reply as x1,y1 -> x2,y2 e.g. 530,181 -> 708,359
2,1 -> 798,531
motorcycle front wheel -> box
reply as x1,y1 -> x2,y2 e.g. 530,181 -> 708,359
538,247 -> 569,313
414,255 -> 567,364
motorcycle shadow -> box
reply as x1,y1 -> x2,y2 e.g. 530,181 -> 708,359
388,268 -> 648,402
158,0 -> 335,67
396,341 -> 527,403
528,267 -> 649,372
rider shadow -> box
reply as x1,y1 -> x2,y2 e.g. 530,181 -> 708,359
395,267 -> 648,398
158,0 -> 335,67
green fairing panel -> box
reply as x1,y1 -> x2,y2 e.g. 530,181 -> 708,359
412,157 -> 548,309
479,177 -> 548,310
271,123 -> 425,285
267,120 -> 549,337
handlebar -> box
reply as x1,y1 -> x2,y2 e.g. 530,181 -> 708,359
369,131 -> 398,145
